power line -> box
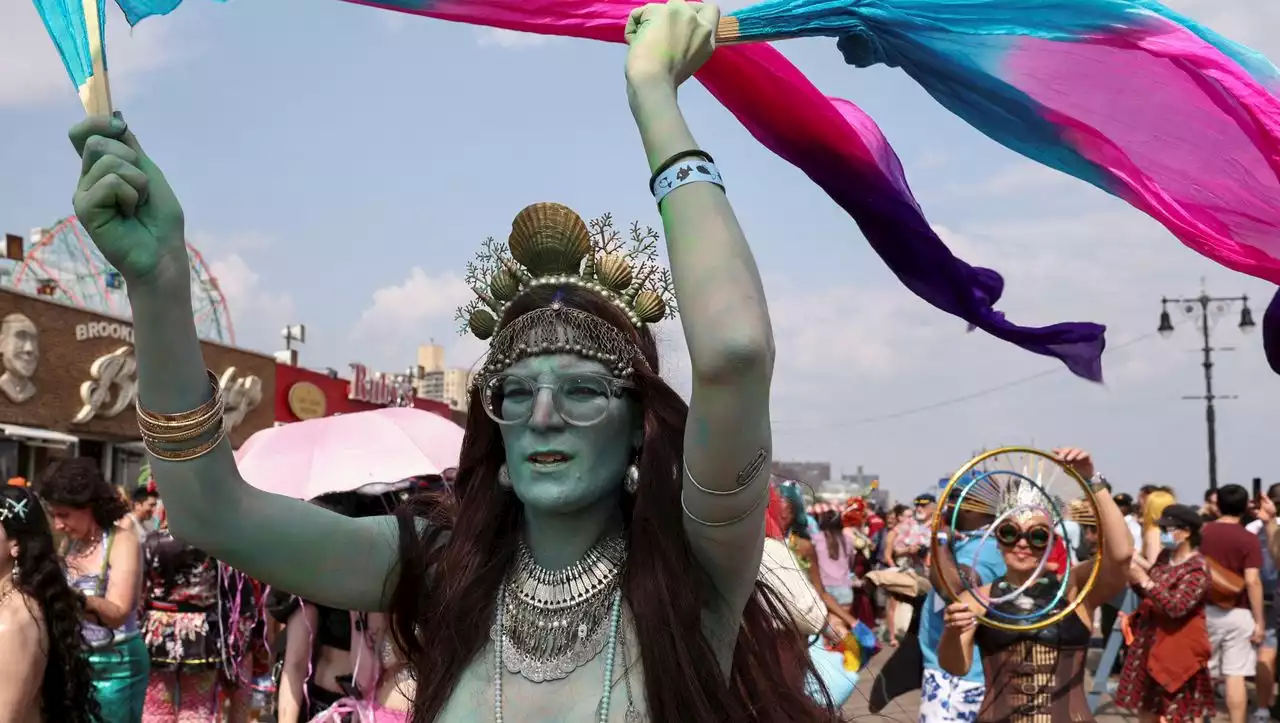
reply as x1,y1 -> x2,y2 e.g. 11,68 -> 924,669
774,329 -> 1164,432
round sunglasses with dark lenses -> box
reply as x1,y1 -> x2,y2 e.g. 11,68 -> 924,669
482,373 -> 633,427
994,522 -> 1053,550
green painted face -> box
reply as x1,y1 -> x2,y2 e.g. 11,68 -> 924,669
497,354 -> 640,514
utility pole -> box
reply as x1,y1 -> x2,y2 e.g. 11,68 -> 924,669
1158,286 -> 1256,491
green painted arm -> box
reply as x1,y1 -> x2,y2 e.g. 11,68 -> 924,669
69,116 -> 400,612
628,76 -> 774,623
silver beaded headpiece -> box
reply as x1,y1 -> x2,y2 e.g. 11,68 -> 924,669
457,203 -> 678,386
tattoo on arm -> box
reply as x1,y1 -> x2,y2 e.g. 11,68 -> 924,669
737,449 -> 768,489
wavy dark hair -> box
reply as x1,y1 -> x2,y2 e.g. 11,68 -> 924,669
1,486 -> 101,723
814,508 -> 847,561
390,285 -> 840,722
34,458 -> 129,529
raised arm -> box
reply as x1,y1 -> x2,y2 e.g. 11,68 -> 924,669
624,1 -> 774,623
1057,449 -> 1133,611
69,117 -> 398,612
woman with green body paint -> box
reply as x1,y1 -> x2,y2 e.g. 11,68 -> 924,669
67,2 -> 839,721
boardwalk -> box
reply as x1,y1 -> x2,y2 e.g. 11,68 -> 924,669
842,646 -> 1244,722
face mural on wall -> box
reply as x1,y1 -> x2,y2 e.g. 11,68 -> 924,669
0,314 -> 39,404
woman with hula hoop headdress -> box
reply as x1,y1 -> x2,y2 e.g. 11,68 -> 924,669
64,2 -> 841,721
936,447 -> 1133,722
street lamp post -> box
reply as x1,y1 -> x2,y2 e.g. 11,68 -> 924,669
1157,289 -> 1256,491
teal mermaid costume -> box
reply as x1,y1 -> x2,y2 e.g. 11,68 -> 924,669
68,529 -> 150,723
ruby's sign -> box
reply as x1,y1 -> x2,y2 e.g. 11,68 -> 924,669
347,363 -> 414,407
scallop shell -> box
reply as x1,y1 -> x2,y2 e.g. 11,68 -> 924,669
488,268 -> 520,301
633,290 -> 667,324
507,202 -> 591,277
596,253 -> 633,292
468,309 -> 497,340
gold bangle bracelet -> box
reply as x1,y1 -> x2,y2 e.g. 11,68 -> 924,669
138,399 -> 225,443
135,371 -> 221,427
140,418 -> 223,445
144,422 -> 227,462
138,400 -> 222,433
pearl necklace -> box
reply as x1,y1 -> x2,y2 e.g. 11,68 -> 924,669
494,585 -> 629,722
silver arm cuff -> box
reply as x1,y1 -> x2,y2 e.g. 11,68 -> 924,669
683,453 -> 767,497
680,485 -> 768,528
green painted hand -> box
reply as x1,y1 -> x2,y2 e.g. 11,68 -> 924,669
624,0 -> 719,90
69,116 -> 188,288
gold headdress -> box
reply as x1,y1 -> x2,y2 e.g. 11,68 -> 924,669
456,203 -> 678,383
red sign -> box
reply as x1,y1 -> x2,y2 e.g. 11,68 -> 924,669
274,363 -> 450,424
348,363 -> 413,406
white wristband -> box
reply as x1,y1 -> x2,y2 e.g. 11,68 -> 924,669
653,157 -> 724,205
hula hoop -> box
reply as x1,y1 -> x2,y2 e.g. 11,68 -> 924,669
930,446 -> 1104,633
951,471 -> 1059,606
967,503 -> 1069,621
949,468 -> 1072,619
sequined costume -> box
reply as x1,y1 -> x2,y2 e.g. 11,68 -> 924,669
68,528 -> 150,723
972,576 -> 1093,723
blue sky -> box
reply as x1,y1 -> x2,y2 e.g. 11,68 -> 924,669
2,0 -> 1278,503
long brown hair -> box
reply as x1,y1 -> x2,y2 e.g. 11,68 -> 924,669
390,284 -> 840,722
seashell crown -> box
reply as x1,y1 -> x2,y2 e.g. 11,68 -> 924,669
456,202 -> 678,342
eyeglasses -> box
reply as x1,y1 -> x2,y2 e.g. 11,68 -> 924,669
994,522 -> 1053,550
481,373 -> 633,427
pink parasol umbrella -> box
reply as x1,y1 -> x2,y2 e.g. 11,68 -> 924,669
234,407 -> 464,500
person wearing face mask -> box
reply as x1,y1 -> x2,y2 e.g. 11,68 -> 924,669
1115,504 -> 1213,723
1140,489 -> 1176,565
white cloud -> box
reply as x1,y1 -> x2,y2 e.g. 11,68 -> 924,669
206,253 -> 296,355
0,1 -> 188,109
349,268 -> 484,373
761,162 -> 1279,503
943,159 -> 1076,200
475,28 -> 563,49
376,12 -> 411,33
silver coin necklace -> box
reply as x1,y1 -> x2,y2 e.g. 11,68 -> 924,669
490,534 -> 641,722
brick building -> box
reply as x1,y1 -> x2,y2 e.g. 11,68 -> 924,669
0,288 -> 276,486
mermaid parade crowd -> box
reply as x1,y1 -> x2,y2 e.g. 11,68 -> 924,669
2,1 -> 1277,722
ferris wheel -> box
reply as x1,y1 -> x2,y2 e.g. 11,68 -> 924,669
5,217 -> 236,344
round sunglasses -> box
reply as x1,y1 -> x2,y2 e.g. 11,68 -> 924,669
994,522 -> 1053,550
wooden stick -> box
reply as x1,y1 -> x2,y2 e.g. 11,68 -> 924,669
714,15 -> 794,46
715,15 -> 746,45
78,0 -> 113,116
